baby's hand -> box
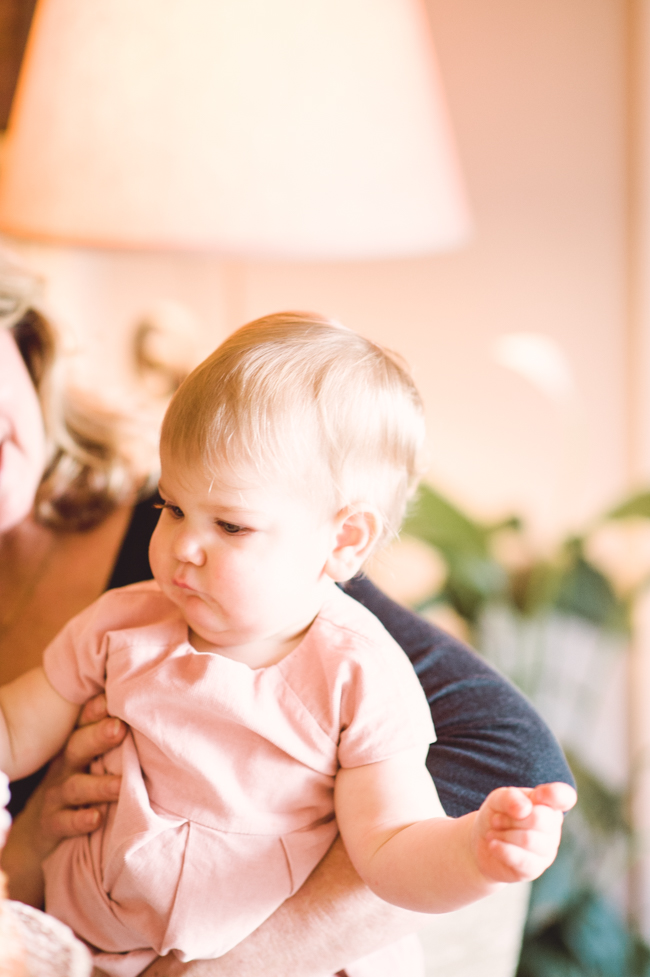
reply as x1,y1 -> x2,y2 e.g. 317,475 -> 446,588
472,782 -> 577,884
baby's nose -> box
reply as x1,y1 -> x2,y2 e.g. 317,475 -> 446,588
174,532 -> 205,565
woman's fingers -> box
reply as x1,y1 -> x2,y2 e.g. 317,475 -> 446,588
32,716 -> 126,845
58,771 -> 121,809
77,693 -> 109,727
43,771 -> 121,839
45,802 -> 101,839
62,714 -> 126,771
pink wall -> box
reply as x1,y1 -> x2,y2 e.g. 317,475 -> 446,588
8,0 -> 629,543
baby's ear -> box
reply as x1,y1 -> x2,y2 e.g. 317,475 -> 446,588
325,507 -> 383,582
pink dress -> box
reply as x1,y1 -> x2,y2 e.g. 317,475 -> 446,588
42,581 -> 435,977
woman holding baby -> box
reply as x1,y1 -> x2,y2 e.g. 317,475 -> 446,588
0,262 -> 573,977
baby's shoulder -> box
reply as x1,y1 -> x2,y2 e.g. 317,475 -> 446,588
315,587 -> 404,656
310,585 -> 409,673
281,586 -> 434,759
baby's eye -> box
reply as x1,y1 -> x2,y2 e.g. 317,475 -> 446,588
218,520 -> 246,536
155,501 -> 184,519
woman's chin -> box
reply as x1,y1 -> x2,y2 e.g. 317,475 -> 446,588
0,490 -> 34,534
0,451 -> 41,532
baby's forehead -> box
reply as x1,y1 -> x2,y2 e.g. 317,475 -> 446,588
160,448 -> 253,494
160,447 -> 328,506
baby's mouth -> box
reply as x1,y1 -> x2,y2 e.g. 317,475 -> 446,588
173,578 -> 198,593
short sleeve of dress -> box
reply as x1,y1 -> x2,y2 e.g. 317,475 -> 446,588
323,597 -> 436,769
42,593 -> 117,704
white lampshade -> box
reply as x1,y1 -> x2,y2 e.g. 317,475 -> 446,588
0,0 -> 470,260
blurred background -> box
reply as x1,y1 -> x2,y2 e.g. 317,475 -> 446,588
0,2 -> 647,975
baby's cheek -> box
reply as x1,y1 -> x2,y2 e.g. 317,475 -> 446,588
148,531 -> 168,583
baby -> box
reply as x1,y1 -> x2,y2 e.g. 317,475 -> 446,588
0,313 -> 575,977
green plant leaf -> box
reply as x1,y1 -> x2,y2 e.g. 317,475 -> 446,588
561,893 -> 635,976
553,555 -> 627,630
443,554 -> 507,623
403,484 -> 489,557
525,833 -> 585,936
403,485 -> 509,621
564,751 -> 630,836
509,562 -> 563,617
608,492 -> 650,520
517,939 -> 586,977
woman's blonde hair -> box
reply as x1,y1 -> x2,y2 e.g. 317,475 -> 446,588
162,311 -> 425,545
1,264 -> 148,531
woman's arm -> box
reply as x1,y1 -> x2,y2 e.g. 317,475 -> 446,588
140,835 -> 430,977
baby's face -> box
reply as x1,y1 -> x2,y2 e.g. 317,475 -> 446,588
149,451 -> 340,666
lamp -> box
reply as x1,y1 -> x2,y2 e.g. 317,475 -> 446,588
0,0 -> 470,260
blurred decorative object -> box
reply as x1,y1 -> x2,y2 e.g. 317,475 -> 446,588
133,301 -> 205,399
584,518 -> 650,598
0,0 -> 470,260
366,534 -> 447,608
0,0 -> 37,129
492,333 -> 575,404
0,770 -> 92,977
401,482 -> 650,976
0,901 -> 92,977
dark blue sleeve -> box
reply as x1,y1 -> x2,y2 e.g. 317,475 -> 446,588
342,575 -> 575,818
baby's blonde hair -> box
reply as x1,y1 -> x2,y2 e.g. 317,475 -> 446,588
162,312 -> 425,546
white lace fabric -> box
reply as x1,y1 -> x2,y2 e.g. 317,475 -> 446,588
0,900 -> 92,977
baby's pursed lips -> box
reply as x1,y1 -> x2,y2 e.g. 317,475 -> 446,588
172,577 -> 197,592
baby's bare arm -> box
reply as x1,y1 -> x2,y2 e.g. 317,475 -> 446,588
335,751 -> 577,914
0,667 -> 79,780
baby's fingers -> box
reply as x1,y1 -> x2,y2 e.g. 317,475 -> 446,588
484,837 -> 553,882
490,800 -> 563,834
487,821 -> 561,861
529,782 -> 577,813
485,786 -> 534,822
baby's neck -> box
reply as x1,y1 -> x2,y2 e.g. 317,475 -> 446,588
189,623 -> 313,669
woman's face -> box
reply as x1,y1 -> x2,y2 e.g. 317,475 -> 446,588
0,329 -> 47,532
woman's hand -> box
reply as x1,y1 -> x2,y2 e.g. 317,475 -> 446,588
1,693 -> 126,906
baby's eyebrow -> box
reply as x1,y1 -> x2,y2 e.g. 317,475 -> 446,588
210,504 -> 254,518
